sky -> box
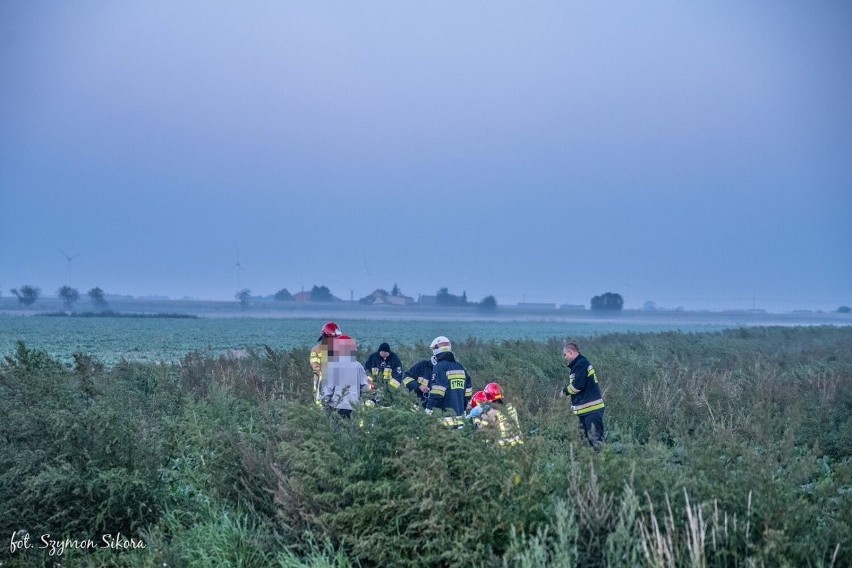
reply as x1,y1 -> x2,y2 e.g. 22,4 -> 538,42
1,1 -> 850,312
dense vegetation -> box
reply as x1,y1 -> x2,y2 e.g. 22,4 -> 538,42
1,327 -> 850,567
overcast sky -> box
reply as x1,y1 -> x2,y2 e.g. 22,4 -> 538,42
1,1 -> 850,311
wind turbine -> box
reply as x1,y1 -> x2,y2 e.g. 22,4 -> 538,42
230,251 -> 245,291
59,249 -> 81,285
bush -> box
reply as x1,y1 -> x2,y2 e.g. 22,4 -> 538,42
1,328 -> 850,566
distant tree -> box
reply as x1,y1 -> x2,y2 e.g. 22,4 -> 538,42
11,285 -> 40,306
642,301 -> 656,311
273,288 -> 294,301
478,295 -> 498,310
838,305 -> 851,314
310,285 -> 334,302
57,285 -> 80,309
391,284 -> 400,297
591,292 -> 624,312
436,287 -> 455,306
88,287 -> 108,309
461,291 -> 468,305
235,289 -> 251,308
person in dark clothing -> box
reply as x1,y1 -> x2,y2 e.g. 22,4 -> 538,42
364,342 -> 404,385
424,336 -> 472,426
397,357 -> 433,404
561,341 -> 605,451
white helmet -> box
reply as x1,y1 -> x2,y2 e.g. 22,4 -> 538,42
430,336 -> 452,356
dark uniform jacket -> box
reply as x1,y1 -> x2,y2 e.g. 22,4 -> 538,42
364,350 -> 403,383
398,359 -> 433,402
563,354 -> 605,416
425,352 -> 472,417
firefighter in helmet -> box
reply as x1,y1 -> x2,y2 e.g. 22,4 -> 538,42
424,336 -> 472,427
310,321 -> 342,405
465,390 -> 490,428
474,382 -> 524,447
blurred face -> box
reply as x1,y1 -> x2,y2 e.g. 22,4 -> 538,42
334,338 -> 356,357
563,346 -> 578,363
379,350 -> 390,359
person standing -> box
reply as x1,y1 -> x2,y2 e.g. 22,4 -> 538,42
322,335 -> 370,418
310,321 -> 342,405
561,341 -> 605,451
424,336 -> 472,427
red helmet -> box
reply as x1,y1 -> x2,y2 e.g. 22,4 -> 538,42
319,321 -> 342,340
469,390 -> 488,409
332,334 -> 356,355
484,382 -> 503,402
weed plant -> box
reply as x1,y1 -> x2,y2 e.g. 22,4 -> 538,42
0,327 -> 850,567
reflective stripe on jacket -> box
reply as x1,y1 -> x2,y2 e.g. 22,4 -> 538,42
564,354 -> 605,416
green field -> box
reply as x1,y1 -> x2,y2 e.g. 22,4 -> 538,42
1,311 -> 843,365
1,326 -> 850,567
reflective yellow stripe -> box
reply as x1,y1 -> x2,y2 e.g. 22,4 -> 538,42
430,385 -> 446,397
573,402 -> 605,415
567,385 -> 580,395
389,378 -> 401,389
441,416 -> 465,428
402,377 -> 414,386
447,371 -> 466,380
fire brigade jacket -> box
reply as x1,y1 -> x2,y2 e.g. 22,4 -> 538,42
364,350 -> 403,383
425,352 -> 472,417
563,353 -> 605,416
398,359 -> 433,401
309,341 -> 329,404
471,402 -> 524,446
494,402 -> 524,446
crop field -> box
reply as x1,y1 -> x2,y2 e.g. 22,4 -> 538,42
0,314 -> 743,365
3,309 -> 843,365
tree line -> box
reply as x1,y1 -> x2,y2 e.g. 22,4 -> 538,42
4,285 -> 108,309
3,283 -> 629,313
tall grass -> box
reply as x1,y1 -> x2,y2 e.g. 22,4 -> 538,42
1,327 -> 850,566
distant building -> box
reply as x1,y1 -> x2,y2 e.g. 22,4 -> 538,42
293,292 -> 343,304
361,289 -> 415,306
293,291 -> 311,303
560,303 -> 586,311
518,302 -> 557,309
419,294 -> 437,306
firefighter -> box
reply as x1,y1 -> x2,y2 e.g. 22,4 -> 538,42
364,342 -> 404,399
310,321 -> 342,405
561,341 -> 605,452
466,390 -> 491,429
475,382 -> 523,446
424,336 -> 472,427
467,390 -> 489,413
